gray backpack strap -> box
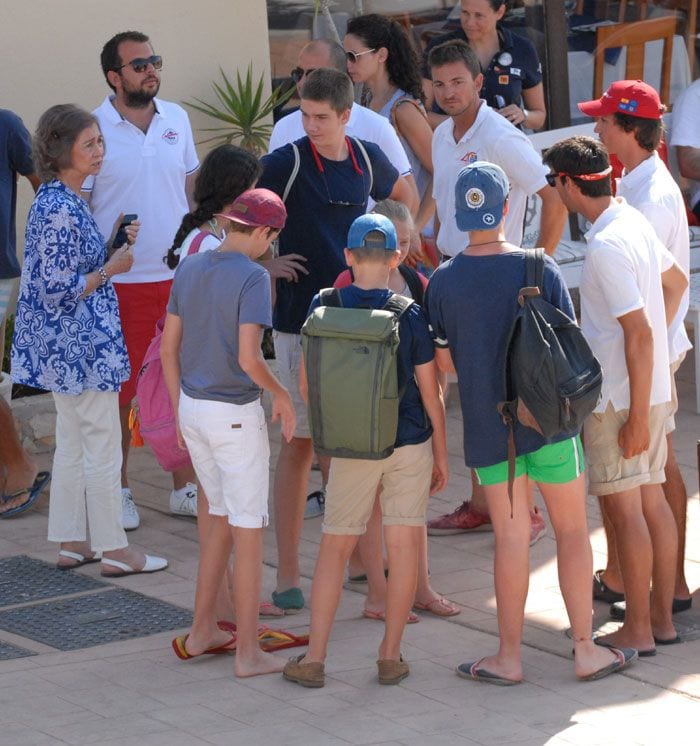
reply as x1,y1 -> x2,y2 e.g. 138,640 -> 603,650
319,288 -> 342,308
351,137 -> 373,195
282,142 -> 300,202
525,248 -> 545,292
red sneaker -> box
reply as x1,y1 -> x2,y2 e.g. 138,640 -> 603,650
427,500 -> 492,535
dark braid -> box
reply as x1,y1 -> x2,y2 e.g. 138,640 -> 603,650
165,144 -> 261,269
346,14 -> 424,103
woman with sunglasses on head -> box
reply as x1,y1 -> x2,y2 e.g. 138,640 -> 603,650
345,14 -> 435,240
423,0 -> 546,131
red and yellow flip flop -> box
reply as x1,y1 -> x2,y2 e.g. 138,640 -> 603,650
171,633 -> 237,660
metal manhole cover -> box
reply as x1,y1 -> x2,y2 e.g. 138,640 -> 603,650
0,640 -> 37,660
0,555 -> 108,606
0,588 -> 192,650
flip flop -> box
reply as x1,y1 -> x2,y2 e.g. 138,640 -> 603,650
413,597 -> 461,617
578,646 -> 637,681
172,633 -> 237,660
348,569 -> 389,583
362,608 -> 420,624
215,621 -> 309,652
271,587 -> 304,614
653,635 -> 682,645
456,658 -> 522,686
594,636 -> 656,658
0,471 -> 51,519
259,602 -> 285,618
592,569 -> 624,603
56,550 -> 102,570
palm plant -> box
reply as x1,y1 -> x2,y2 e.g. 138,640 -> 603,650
184,63 -> 295,154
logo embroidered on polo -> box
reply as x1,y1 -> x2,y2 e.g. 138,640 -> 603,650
465,188 -> 485,209
461,151 -> 478,164
499,75 -> 509,85
162,128 -> 179,144
510,67 -> 521,77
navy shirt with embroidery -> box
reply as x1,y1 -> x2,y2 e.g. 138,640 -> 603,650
425,251 -> 576,468
307,286 -> 434,448
259,137 -> 398,334
424,27 -> 542,113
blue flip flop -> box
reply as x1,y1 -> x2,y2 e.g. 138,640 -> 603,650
0,471 -> 51,518
456,659 -> 522,686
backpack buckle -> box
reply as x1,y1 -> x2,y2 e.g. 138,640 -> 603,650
517,286 -> 540,307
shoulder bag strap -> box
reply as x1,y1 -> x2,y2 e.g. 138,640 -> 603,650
350,137 -> 374,195
389,96 -> 428,134
398,264 -> 424,305
282,142 -> 301,203
186,230 -> 214,256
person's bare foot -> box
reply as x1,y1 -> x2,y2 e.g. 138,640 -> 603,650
234,649 -> 285,677
594,627 -> 655,654
466,653 -> 522,683
57,541 -> 97,567
100,547 -> 148,574
0,462 -> 39,515
573,640 -> 621,679
183,627 -> 235,657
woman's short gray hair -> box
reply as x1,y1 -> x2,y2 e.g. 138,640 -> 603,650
33,104 -> 99,182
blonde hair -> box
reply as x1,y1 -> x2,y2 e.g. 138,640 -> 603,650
372,199 -> 413,229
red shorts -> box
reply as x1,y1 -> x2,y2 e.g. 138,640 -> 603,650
114,279 -> 173,408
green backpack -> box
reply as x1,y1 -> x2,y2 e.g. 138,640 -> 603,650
301,288 -> 413,460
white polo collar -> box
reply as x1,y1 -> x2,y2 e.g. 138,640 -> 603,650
99,95 -> 163,125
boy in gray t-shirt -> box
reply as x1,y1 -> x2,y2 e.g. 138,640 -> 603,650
161,189 -> 295,678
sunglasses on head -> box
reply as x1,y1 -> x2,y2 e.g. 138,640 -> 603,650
545,165 -> 612,187
345,48 -> 376,64
290,66 -> 316,83
116,55 -> 163,74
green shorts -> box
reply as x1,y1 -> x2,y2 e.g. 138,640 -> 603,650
474,436 -> 584,486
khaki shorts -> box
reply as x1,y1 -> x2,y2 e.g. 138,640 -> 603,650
273,330 -> 310,438
665,352 -> 686,434
584,401 -> 670,496
322,439 -> 433,535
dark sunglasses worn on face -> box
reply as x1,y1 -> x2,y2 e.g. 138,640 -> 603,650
345,48 -> 376,64
291,67 -> 316,83
116,55 -> 163,73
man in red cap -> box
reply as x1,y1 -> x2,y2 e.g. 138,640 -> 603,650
578,80 -> 693,621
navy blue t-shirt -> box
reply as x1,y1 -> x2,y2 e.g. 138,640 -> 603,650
424,27 -> 542,113
259,137 -> 398,334
0,110 -> 34,279
425,251 -> 577,468
307,285 -> 434,448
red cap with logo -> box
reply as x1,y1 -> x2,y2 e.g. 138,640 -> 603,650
216,188 -> 287,230
578,80 -> 663,120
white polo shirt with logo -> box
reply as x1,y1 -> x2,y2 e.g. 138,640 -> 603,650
581,198 -> 674,412
84,96 -> 199,284
432,100 -> 548,257
617,151 -> 691,365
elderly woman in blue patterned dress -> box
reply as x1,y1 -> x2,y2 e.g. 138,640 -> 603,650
11,104 -> 167,576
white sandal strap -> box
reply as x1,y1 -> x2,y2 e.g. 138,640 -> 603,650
100,558 -> 131,572
58,550 -> 87,562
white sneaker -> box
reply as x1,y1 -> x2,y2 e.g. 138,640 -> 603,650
121,488 -> 140,531
169,482 -> 198,517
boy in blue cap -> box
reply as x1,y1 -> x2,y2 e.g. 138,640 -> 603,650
425,161 -> 637,684
283,213 -> 448,688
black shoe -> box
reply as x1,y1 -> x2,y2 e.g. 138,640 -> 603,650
593,570 -> 624,604
610,596 -> 693,620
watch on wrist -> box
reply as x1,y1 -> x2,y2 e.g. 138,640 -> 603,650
522,108 -> 530,124
98,266 -> 109,286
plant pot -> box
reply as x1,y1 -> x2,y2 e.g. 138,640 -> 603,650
0,372 -> 11,405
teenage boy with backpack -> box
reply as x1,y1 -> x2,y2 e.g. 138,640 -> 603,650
282,214 -> 448,688
425,161 -> 637,684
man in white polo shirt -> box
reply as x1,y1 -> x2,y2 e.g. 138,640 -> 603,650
84,31 -> 200,529
544,135 -> 687,654
578,80 -> 694,618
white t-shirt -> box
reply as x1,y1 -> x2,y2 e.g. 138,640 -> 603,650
269,103 -> 412,177
670,78 -> 700,209
84,96 -> 200,284
581,198 -> 674,412
178,227 -> 222,260
432,100 -> 548,257
617,152 -> 692,364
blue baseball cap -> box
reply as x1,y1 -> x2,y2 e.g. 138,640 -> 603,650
454,161 -> 510,231
347,214 -> 397,251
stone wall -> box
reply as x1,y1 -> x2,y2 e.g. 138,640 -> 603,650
9,391 -> 56,454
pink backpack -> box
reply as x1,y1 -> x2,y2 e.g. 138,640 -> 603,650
129,230 -> 213,472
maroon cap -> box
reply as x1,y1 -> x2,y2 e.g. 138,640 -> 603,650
216,188 -> 287,230
578,80 -> 663,120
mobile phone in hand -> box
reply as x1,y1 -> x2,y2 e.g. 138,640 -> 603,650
111,214 -> 138,253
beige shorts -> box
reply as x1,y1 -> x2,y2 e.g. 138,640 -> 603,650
665,353 -> 686,434
272,330 -> 310,438
322,439 -> 433,535
584,401 -> 670,496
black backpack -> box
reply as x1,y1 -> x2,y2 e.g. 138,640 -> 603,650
498,249 -> 602,506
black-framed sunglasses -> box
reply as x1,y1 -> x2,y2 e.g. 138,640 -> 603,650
545,172 -> 564,187
116,55 -> 163,73
290,66 -> 317,83
345,48 -> 376,64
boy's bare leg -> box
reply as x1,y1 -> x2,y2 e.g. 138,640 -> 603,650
305,533 -> 359,663
597,499 -> 624,592
232,525 -> 285,677
359,497 -> 387,612
273,436 -> 313,592
0,396 -> 38,512
184,513 -> 235,656
663,434 -> 691,599
378,524 -> 421,661
540,475 -> 619,676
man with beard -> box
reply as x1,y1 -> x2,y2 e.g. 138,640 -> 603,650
84,31 -> 200,529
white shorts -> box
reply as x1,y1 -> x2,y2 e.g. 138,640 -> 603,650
0,278 -> 15,326
272,330 -> 310,438
178,392 -> 270,528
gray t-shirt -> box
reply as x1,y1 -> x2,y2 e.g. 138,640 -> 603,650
167,249 -> 272,404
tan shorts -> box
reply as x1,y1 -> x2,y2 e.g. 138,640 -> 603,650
665,353 -> 686,434
272,331 -> 310,438
584,401 -> 670,496
322,439 -> 433,535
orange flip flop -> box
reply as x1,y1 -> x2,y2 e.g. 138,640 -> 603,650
172,633 -> 237,660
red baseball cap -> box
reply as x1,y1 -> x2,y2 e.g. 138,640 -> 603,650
216,188 -> 287,230
578,80 -> 663,120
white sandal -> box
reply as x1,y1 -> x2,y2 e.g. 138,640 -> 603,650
100,555 -> 168,577
56,549 -> 102,570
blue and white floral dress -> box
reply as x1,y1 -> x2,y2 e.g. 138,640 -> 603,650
11,180 -> 130,394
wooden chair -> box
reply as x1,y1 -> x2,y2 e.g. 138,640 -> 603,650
662,0 -> 698,69
593,15 -> 676,103
575,0 -> 648,22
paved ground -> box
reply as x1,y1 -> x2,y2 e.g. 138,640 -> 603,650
0,356 -> 698,746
